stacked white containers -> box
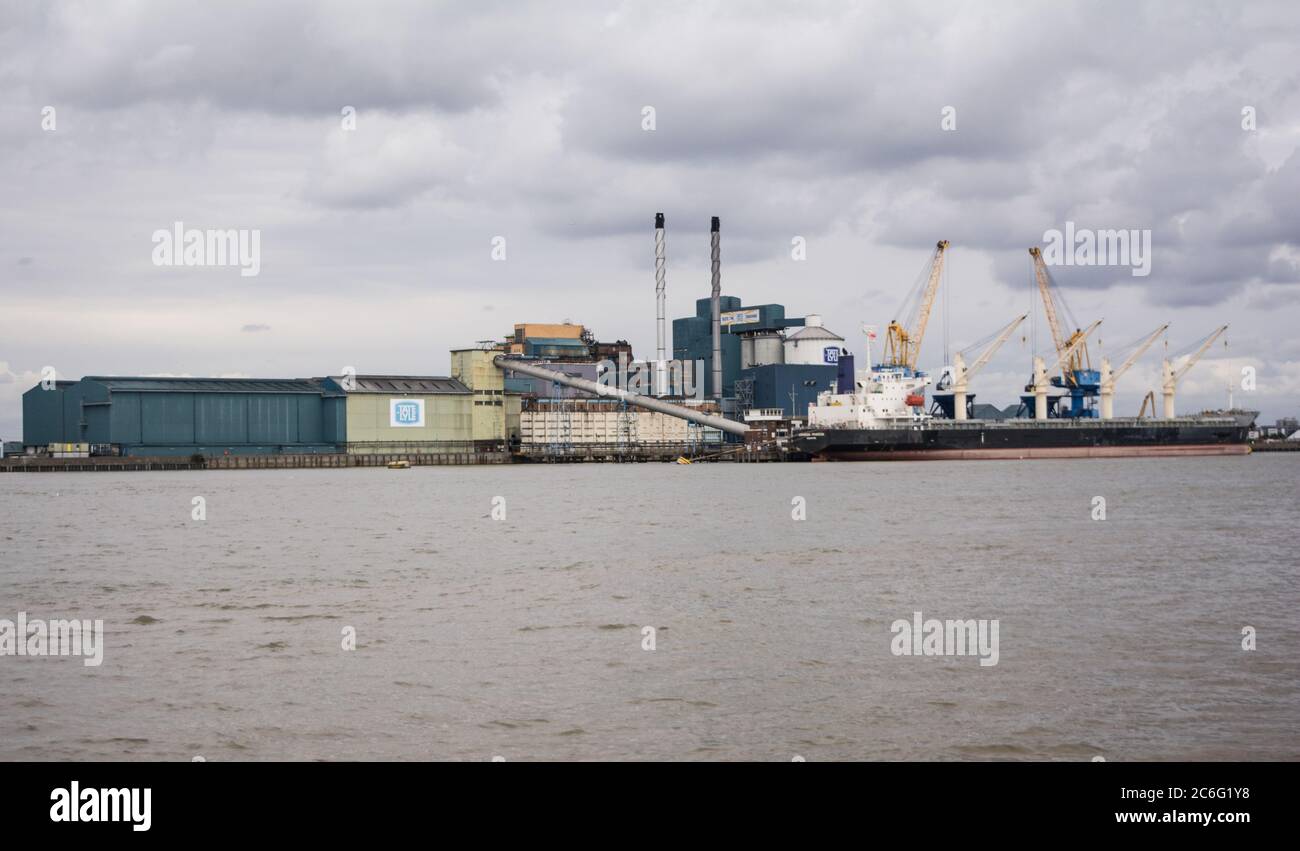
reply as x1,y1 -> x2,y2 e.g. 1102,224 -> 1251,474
518,408 -> 720,445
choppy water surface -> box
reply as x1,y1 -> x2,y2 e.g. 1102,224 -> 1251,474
1,456 -> 1297,761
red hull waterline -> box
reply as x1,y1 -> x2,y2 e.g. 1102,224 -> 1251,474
817,444 -> 1252,461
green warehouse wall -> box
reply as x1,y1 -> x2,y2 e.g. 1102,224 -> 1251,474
22,377 -> 342,455
21,371 -> 506,456
342,394 -> 474,446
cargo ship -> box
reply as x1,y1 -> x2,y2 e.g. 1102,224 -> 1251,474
788,239 -> 1258,461
794,365 -> 1255,461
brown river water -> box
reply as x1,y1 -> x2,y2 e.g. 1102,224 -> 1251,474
1,455 -> 1296,761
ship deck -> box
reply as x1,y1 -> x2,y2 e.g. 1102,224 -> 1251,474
808,416 -> 1240,432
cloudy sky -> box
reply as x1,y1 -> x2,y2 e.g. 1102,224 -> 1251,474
2,0 -> 1298,439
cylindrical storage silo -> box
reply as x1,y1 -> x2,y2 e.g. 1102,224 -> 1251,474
752,331 -> 785,366
783,324 -> 846,365
740,335 -> 756,370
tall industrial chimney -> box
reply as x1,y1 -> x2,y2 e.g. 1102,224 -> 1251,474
654,213 -> 667,395
710,216 -> 722,400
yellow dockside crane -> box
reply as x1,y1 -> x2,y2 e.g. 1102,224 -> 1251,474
1028,246 -> 1095,385
882,240 -> 949,373
1027,246 -> 1101,417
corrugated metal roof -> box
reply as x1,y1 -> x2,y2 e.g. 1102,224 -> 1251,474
785,325 -> 844,342
84,377 -> 326,394
332,375 -> 470,394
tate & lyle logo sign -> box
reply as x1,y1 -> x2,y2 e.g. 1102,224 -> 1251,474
823,347 -> 840,364
390,398 -> 425,427
720,308 -> 760,327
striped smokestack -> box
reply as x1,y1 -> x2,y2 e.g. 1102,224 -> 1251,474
710,216 -> 722,400
655,213 -> 666,366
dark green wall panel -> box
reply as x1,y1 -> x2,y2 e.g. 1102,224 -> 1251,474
195,394 -> 249,443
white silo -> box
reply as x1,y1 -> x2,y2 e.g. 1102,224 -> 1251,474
783,317 -> 845,366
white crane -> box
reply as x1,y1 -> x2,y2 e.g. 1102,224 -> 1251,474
949,314 -> 1027,420
1161,325 -> 1228,418
1099,323 -> 1168,419
1031,319 -> 1101,420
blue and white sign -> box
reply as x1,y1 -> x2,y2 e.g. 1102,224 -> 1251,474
823,346 -> 840,365
390,398 -> 425,427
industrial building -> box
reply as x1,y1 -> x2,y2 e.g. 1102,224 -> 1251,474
22,376 -> 344,456
497,348 -> 721,458
448,348 -> 521,447
672,297 -> 801,398
476,314 -> 727,458
502,323 -> 632,364
671,296 -> 842,419
737,317 -> 845,419
317,374 -> 479,454
518,398 -> 722,459
19,348 -> 518,458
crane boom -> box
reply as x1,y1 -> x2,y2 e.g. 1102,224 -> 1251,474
1173,324 -> 1228,382
1028,246 -> 1093,383
1045,319 -> 1101,376
1027,320 -> 1101,420
946,313 -> 1027,421
961,314 -> 1027,381
883,240 -> 948,371
1161,324 -> 1228,419
1028,247 -> 1067,358
1111,323 -> 1169,384
1099,323 -> 1169,418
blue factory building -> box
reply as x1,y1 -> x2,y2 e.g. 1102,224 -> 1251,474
673,297 -> 847,418
672,297 -> 802,398
739,363 -> 840,419
22,377 -> 344,456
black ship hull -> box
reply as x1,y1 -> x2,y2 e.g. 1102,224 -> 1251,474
794,419 -> 1251,461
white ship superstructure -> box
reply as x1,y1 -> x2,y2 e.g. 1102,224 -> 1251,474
807,366 -> 931,429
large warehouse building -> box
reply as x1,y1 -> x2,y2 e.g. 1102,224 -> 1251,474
20,349 -> 517,457
23,376 -> 345,456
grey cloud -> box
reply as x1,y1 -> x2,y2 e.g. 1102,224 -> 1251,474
1,0 -> 1298,428
3,2 -> 525,115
